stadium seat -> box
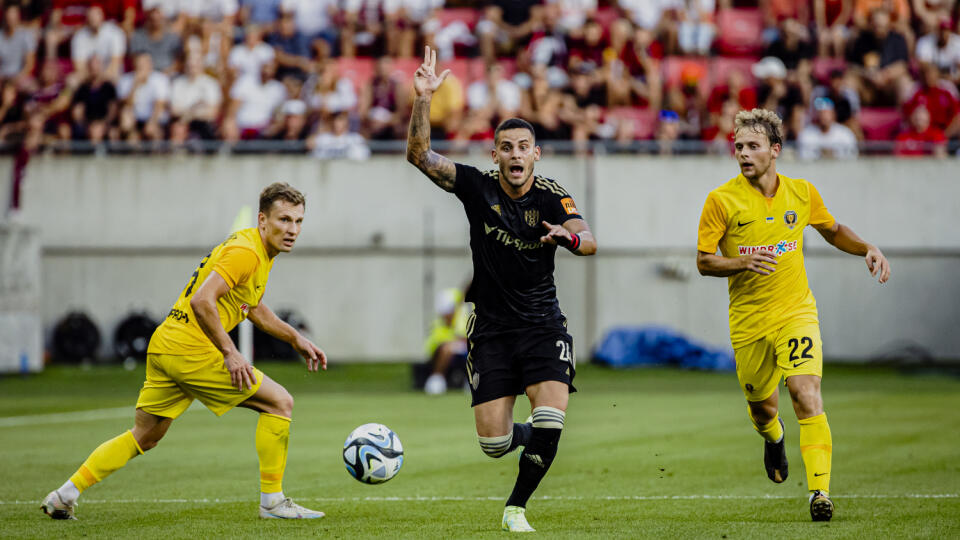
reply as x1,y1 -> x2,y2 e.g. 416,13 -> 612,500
608,107 -> 658,140
593,7 -> 620,31
715,9 -> 764,56
336,57 -> 375,92
859,108 -> 902,141
435,7 -> 481,30
812,57 -> 847,84
709,56 -> 758,88
661,56 -> 710,97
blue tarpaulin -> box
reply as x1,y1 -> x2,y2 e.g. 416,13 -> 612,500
592,326 -> 735,371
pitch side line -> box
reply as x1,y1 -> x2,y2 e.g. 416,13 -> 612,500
1,494 -> 957,505
0,403 -> 204,428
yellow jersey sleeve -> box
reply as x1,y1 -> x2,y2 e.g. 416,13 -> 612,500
212,247 -> 259,288
697,192 -> 728,253
807,182 -> 835,229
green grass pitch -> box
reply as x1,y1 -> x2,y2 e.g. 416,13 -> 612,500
1,361 -> 958,539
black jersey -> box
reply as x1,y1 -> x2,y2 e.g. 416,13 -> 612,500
454,163 -> 583,329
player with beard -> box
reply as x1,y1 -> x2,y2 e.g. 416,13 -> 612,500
696,109 -> 890,521
406,46 -> 597,532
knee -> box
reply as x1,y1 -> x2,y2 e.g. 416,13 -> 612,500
748,400 -> 777,424
478,432 -> 513,458
134,431 -> 163,452
275,390 -> 294,418
790,386 -> 823,417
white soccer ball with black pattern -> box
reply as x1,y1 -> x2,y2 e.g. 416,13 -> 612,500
342,423 -> 404,484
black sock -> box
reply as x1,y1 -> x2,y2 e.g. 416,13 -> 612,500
507,422 -> 533,453
505,426 -> 562,508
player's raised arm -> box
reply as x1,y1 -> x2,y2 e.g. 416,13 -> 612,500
405,45 -> 456,192
248,302 -> 328,371
814,222 -> 891,283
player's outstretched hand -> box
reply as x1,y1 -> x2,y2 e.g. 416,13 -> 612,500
294,335 -> 328,372
413,45 -> 450,97
741,250 -> 777,275
540,221 -> 573,246
865,245 -> 891,284
223,349 -> 257,391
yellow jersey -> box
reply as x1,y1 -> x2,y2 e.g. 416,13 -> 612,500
697,173 -> 835,348
148,228 -> 275,355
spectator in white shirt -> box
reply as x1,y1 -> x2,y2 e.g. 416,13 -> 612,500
229,25 -> 276,82
382,0 -> 443,57
677,0 -> 715,55
170,53 -> 223,141
467,63 -> 523,119
71,6 -> 126,81
223,60 -> 287,141
281,0 -> 339,47
916,17 -> 960,84
0,5 -> 37,84
310,111 -> 370,160
117,54 -> 171,141
308,61 -> 358,117
798,96 -> 858,160
183,0 -> 239,23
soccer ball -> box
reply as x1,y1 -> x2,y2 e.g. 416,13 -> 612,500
342,423 -> 404,484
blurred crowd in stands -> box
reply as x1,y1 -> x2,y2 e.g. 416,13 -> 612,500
0,0 -> 958,157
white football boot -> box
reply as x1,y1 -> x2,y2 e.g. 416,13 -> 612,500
501,505 -> 536,532
259,497 -> 325,519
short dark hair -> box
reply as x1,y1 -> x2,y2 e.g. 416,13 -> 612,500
259,182 -> 305,214
494,118 -> 536,144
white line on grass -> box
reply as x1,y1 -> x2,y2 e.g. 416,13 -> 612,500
1,494 -> 956,505
0,403 -> 205,428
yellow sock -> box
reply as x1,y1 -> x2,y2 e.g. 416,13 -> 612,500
799,413 -> 832,494
69,430 -> 143,493
256,413 -> 291,494
750,408 -> 783,443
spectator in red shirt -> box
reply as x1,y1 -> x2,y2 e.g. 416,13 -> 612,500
895,103 -> 947,156
707,70 -> 758,115
903,62 -> 960,137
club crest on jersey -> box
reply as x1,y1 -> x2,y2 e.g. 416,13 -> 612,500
784,210 -> 798,228
524,209 -> 539,227
738,240 -> 798,257
240,303 -> 249,313
491,204 -> 501,215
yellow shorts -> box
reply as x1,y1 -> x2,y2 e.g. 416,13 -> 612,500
136,351 -> 265,418
734,319 -> 823,402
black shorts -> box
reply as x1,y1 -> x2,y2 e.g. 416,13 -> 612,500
466,315 -> 577,407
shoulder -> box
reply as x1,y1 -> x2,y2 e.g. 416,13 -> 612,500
780,174 -> 815,200
709,176 -> 742,198
531,174 -> 571,197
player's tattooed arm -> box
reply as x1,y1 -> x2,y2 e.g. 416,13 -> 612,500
405,45 -> 456,191
406,95 -> 456,191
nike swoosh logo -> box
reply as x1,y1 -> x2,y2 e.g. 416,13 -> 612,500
814,472 -> 829,477
793,361 -> 810,368
738,220 -> 755,227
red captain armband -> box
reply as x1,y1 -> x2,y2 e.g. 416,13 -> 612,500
566,233 -> 581,252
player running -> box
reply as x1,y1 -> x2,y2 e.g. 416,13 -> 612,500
406,46 -> 597,532
696,109 -> 891,521
42,183 -> 328,520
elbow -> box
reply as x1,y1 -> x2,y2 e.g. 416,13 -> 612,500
189,296 -> 208,315
696,256 -> 709,276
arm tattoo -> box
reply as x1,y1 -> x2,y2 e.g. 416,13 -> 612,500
406,95 -> 456,192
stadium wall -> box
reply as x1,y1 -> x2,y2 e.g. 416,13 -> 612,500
3,154 -> 957,362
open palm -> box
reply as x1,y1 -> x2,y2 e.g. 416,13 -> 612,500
413,46 -> 450,97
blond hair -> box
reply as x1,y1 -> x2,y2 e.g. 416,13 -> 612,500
259,182 -> 305,214
734,108 -> 783,146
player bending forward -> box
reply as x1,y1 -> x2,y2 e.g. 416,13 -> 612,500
42,183 -> 328,520
407,46 -> 597,532
697,109 -> 890,521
